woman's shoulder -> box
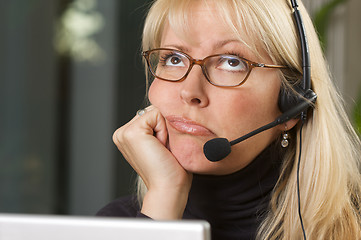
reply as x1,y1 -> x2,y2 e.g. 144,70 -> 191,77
96,195 -> 142,217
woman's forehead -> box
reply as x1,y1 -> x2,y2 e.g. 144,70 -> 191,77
161,19 -> 243,46
160,12 -> 264,61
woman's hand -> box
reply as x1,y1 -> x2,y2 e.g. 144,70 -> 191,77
112,106 -> 193,219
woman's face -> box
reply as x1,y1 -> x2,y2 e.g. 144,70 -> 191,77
148,2 -> 284,175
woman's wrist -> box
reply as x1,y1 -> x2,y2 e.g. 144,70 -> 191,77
140,185 -> 191,220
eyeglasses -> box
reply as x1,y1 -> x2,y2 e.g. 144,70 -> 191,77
142,48 -> 287,87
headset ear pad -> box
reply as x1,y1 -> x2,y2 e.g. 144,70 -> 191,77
278,86 -> 305,113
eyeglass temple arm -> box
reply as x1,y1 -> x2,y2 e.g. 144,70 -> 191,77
252,63 -> 287,69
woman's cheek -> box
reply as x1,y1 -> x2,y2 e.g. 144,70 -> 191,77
147,80 -> 159,105
148,80 -> 171,107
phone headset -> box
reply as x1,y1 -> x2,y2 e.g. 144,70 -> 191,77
203,0 -> 317,238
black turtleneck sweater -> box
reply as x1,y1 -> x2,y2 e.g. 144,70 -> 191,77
97,143 -> 283,240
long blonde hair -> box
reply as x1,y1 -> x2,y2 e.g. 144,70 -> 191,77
140,0 -> 361,239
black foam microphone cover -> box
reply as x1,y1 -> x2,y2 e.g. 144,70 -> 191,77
203,137 -> 231,162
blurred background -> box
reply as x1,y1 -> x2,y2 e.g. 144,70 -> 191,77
0,0 -> 360,216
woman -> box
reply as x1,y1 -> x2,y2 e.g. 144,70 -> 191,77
98,0 -> 361,239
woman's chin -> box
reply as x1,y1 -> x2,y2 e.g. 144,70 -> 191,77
169,137 -> 253,176
174,152 -> 208,174
169,139 -> 221,174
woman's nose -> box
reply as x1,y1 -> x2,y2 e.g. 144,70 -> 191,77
179,66 -> 209,107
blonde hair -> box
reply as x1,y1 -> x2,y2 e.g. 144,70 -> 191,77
139,0 -> 361,239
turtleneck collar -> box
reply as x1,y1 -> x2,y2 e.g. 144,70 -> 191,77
183,142 -> 284,240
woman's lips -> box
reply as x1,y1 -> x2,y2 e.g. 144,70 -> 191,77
166,116 -> 214,136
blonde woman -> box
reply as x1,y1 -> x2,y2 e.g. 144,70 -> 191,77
98,0 -> 361,239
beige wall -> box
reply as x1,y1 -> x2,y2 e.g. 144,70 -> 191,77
303,0 -> 361,115
345,0 -> 361,114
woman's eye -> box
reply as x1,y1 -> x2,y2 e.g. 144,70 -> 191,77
161,54 -> 185,67
227,59 -> 240,67
217,56 -> 247,72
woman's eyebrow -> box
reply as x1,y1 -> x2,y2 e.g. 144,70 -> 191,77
162,40 -> 243,51
213,39 -> 243,50
161,40 -> 248,56
161,44 -> 190,53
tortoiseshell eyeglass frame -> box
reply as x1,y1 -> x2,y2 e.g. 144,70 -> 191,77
142,48 -> 288,87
